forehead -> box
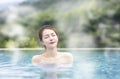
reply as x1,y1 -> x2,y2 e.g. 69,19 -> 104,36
42,29 -> 55,35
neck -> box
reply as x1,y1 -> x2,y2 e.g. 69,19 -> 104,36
44,47 -> 58,57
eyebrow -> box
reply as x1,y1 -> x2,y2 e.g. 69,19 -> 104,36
44,32 -> 55,35
51,33 -> 55,35
43,34 -> 49,37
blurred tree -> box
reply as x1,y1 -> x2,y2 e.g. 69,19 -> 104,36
19,9 -> 66,48
0,33 -> 10,48
21,0 -> 59,10
0,11 -> 7,25
84,0 -> 120,47
18,37 -> 38,48
1,0 -> 120,48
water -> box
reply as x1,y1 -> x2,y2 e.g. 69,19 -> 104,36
0,49 -> 120,79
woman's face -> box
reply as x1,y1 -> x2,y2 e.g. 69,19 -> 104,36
42,29 -> 58,49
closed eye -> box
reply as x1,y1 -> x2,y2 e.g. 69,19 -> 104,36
51,33 -> 56,37
44,35 -> 49,39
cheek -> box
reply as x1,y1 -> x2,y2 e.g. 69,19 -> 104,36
55,37 -> 58,42
42,39 -> 49,44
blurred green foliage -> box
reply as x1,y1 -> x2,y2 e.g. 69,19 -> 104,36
0,0 -> 120,48
84,0 -> 120,47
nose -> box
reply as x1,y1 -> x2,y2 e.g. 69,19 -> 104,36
49,35 -> 53,41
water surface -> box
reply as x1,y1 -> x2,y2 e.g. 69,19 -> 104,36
0,49 -> 120,79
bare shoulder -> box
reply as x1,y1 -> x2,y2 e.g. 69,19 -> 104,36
60,52 -> 73,64
32,55 -> 42,65
61,52 -> 73,57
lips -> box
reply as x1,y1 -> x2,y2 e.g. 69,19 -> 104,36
49,41 -> 55,44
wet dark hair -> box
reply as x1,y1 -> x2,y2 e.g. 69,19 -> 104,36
38,25 -> 58,42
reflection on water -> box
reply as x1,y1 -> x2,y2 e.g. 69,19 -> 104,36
75,61 -> 95,79
32,59 -> 73,79
0,49 -> 120,79
11,50 -> 22,65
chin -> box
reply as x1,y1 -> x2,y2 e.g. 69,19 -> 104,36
48,45 -> 57,49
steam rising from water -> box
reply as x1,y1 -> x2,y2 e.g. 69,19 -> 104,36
1,0 -> 103,48
1,6 -> 30,38
2,24 -> 25,37
11,50 -> 21,64
1,5 -> 35,48
55,0 -> 96,48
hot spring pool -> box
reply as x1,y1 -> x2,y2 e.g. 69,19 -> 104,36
0,48 -> 120,79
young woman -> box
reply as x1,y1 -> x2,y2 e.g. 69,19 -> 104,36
32,25 -> 73,67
